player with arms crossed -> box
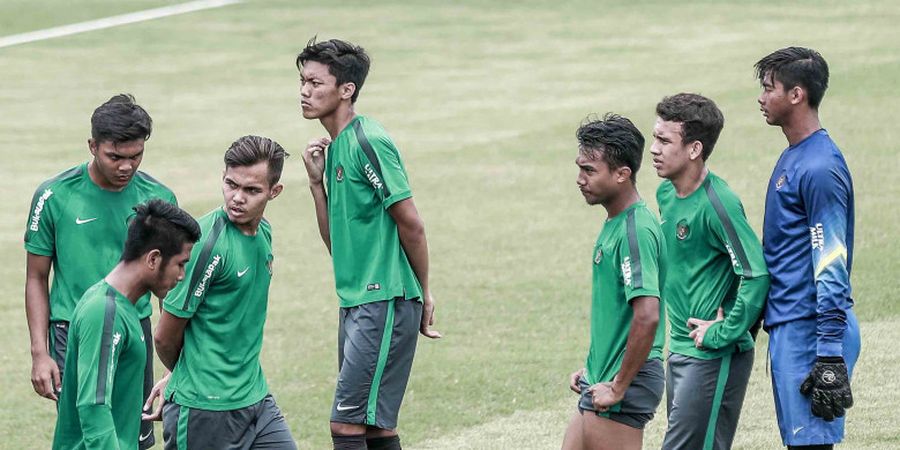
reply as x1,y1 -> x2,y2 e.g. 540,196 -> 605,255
52,199 -> 200,449
25,94 -> 175,448
650,93 -> 770,450
562,114 -> 667,450
755,47 -> 859,449
154,136 -> 296,449
297,38 -> 440,450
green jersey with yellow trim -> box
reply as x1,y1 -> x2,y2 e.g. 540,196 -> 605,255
325,115 -> 423,307
656,172 -> 769,360
53,280 -> 146,450
24,162 -> 177,321
584,200 -> 667,387
162,207 -> 273,411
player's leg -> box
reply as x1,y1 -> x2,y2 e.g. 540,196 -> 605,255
662,353 -> 720,450
581,413 -> 643,450
713,348 -> 754,449
249,395 -> 297,449
139,317 -> 156,449
561,410 -> 586,450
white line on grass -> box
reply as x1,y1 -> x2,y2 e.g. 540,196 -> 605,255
0,0 -> 242,49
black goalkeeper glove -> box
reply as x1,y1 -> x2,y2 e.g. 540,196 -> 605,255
799,356 -> 853,421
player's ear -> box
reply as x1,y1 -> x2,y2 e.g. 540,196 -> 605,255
88,139 -> 98,156
689,141 -> 703,161
269,183 -> 284,200
340,82 -> 356,101
789,86 -> 805,106
146,249 -> 162,271
616,166 -> 632,184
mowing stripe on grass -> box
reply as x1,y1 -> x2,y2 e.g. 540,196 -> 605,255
0,0 -> 241,49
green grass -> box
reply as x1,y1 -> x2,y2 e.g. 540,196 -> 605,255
1,0 -> 898,448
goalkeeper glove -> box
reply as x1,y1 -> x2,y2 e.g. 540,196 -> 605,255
799,356 -> 853,421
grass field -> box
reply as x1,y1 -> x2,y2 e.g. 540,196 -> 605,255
1,0 -> 898,448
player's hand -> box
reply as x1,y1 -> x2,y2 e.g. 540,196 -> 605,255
303,137 -> 330,185
569,368 -> 585,394
588,381 -> 624,413
142,371 -> 171,421
799,356 -> 853,421
419,291 -> 441,339
687,307 -> 724,349
31,353 -> 61,401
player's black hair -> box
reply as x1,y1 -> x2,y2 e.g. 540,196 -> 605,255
577,113 -> 645,183
224,135 -> 290,187
655,93 -> 725,161
121,199 -> 201,263
91,93 -> 153,143
296,37 -> 370,103
754,47 -> 829,109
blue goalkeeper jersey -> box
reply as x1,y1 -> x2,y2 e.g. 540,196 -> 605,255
762,129 -> 854,357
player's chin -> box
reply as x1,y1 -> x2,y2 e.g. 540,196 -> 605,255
300,107 -> 319,120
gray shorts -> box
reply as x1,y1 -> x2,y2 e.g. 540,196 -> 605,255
662,349 -> 754,450
162,395 -> 296,450
332,298 -> 422,430
577,358 -> 664,429
52,318 -> 157,449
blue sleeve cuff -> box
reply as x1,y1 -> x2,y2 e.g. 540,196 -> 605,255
816,341 -> 843,357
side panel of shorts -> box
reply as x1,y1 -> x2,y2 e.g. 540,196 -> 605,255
332,298 -> 422,430
139,317 -> 155,449
769,310 -> 860,446
162,395 -> 296,450
50,321 -> 69,386
577,358 -> 664,429
662,349 -> 754,450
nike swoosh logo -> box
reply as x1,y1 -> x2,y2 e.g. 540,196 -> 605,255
139,431 -> 153,442
336,403 -> 359,411
792,426 -> 804,435
75,217 -> 98,225
660,220 -> 667,225
237,267 -> 250,277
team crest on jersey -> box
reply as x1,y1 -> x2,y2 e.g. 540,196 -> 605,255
266,253 -> 274,276
775,174 -> 786,190
594,247 -> 603,264
336,165 -> 344,182
676,219 -> 690,240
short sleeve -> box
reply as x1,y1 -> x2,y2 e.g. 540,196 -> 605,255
621,211 -> 662,302
352,124 -> 413,209
23,185 -> 57,256
163,217 -> 226,318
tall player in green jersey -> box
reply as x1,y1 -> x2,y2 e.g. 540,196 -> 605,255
53,200 -> 200,450
298,38 -> 439,450
649,93 -> 770,450
154,135 -> 296,449
25,94 -> 175,449
562,114 -> 667,450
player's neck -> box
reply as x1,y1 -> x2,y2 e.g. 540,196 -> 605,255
87,160 -> 128,192
105,263 -> 148,305
603,187 -> 641,219
781,109 -> 822,146
320,104 -> 357,140
670,165 -> 708,198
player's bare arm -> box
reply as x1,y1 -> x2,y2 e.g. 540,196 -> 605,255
569,368 -> 585,394
590,296 -> 659,412
388,197 -> 441,339
154,311 -> 189,371
25,252 -> 59,401
687,307 -> 725,348
303,137 -> 331,252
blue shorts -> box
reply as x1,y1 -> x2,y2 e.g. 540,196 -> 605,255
768,309 -> 860,446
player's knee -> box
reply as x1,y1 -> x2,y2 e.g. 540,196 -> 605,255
330,421 -> 366,436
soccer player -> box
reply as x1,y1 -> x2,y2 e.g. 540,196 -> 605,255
649,93 -> 770,450
297,38 -> 439,450
153,135 -> 295,449
755,47 -> 859,449
25,93 -> 175,448
562,114 -> 666,450
52,199 -> 200,449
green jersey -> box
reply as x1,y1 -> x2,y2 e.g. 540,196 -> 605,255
656,172 -> 769,360
53,280 -> 146,450
163,208 -> 273,411
325,115 -> 423,307
24,163 -> 177,321
584,201 -> 667,387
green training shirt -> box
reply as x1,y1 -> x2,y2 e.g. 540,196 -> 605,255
53,280 -> 146,450
24,162 -> 177,321
656,172 -> 769,360
584,200 -> 667,387
163,207 -> 273,411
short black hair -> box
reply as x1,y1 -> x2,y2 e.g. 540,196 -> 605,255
655,93 -> 725,161
576,113 -> 645,183
91,93 -> 153,143
121,199 -> 201,263
224,135 -> 290,187
296,37 -> 370,103
754,47 -> 829,109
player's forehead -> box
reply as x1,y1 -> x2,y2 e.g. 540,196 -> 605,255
301,60 -> 336,81
97,139 -> 145,156
653,117 -> 681,137
224,161 -> 270,188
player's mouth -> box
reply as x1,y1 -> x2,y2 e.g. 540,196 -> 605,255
300,101 -> 312,109
229,206 -> 245,215
652,159 -> 663,169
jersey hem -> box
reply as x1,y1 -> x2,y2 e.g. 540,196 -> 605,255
168,390 -> 269,412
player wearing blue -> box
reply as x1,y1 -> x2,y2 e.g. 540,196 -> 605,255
756,47 -> 859,449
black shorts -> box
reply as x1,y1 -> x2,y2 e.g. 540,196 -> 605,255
332,298 -> 422,430
162,395 -> 295,449
52,318 -> 157,448
577,358 -> 664,429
